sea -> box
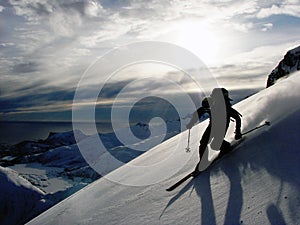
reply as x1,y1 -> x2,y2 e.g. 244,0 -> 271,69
0,121 -> 113,145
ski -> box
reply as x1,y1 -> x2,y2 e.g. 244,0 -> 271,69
166,138 -> 245,192
166,171 -> 200,192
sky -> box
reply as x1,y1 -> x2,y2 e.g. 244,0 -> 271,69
0,0 -> 300,122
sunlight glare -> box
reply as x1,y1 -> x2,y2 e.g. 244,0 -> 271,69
174,21 -> 220,64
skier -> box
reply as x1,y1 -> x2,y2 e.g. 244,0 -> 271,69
186,88 -> 242,173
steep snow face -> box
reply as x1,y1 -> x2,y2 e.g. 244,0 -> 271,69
28,72 -> 300,225
0,166 -> 52,225
267,45 -> 300,87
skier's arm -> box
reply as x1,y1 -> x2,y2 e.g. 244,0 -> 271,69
186,107 -> 205,129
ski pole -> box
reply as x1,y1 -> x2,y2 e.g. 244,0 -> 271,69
186,129 -> 191,152
242,121 -> 271,136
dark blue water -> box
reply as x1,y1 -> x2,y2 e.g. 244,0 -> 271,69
0,121 -> 112,145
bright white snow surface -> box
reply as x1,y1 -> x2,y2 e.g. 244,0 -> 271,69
28,72 -> 300,225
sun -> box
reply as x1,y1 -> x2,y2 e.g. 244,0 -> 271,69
172,21 -> 220,64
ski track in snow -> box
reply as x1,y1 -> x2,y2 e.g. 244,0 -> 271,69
27,72 -> 300,225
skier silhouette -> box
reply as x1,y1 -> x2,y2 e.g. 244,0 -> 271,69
186,88 -> 242,173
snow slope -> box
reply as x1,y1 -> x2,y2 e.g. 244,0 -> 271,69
27,72 -> 300,225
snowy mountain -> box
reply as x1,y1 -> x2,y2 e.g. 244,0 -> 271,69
0,166 -> 53,225
0,130 -> 88,165
1,120 -> 178,180
27,72 -> 300,225
266,45 -> 300,87
44,130 -> 88,147
0,119 -> 181,224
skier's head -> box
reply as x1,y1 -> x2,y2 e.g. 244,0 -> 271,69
220,88 -> 232,101
211,88 -> 232,101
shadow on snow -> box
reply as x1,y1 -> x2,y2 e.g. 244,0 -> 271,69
161,109 -> 300,224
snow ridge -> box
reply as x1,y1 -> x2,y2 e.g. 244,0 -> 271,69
0,166 -> 52,225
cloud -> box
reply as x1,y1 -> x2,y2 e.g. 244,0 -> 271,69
0,88 -> 75,113
11,62 -> 39,74
261,23 -> 273,32
210,63 -> 268,90
257,1 -> 300,19
9,0 -> 51,20
1,0 -> 300,121
9,0 -> 105,20
225,41 -> 300,65
8,0 -> 107,41
208,40 -> 300,89
228,22 -> 254,33
0,42 -> 14,47
60,0 -> 104,18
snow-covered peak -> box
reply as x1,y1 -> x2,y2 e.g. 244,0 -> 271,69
266,45 -> 300,87
27,71 -> 300,225
45,130 -> 87,146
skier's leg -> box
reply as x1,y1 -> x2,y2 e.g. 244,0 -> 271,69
218,124 -> 231,157
221,140 -> 230,151
199,125 -> 211,159
195,126 -> 211,172
219,140 -> 231,158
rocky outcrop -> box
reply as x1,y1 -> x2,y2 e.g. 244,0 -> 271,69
267,45 -> 300,87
